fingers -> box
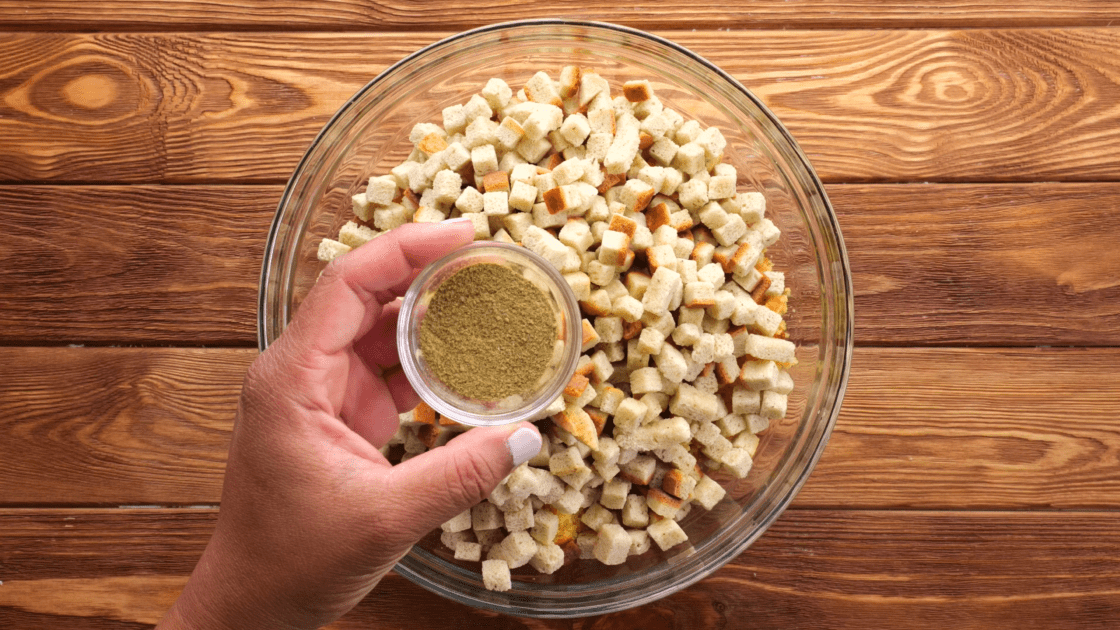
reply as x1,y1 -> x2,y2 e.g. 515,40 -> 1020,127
352,300 -> 403,370
381,423 -> 542,539
340,357 -> 403,448
286,220 -> 475,357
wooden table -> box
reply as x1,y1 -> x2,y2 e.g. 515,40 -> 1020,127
2,3 -> 1119,628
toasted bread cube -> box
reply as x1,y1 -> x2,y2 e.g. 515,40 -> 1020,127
641,266 -> 682,316
662,469 -> 697,501
683,281 -> 717,308
732,386 -> 763,415
623,79 -> 653,102
673,142 -> 706,175
646,487 -> 683,518
713,214 -> 747,247
317,238 -> 352,262
581,288 -> 613,318
618,494 -> 649,529
554,405 -> 599,450
559,219 -> 594,252
551,485 -> 584,515
692,474 -> 727,510
580,503 -> 616,532
734,431 -> 761,457
482,559 -> 512,592
715,356 -> 740,386
593,523 -> 632,566
594,316 -> 623,345
597,477 -> 630,511
598,230 -> 631,266
750,306 -> 783,337
619,179 -> 655,213
670,383 -> 720,423
612,294 -> 644,323
654,344 -> 688,384
525,71 -> 562,105
760,390 -> 789,420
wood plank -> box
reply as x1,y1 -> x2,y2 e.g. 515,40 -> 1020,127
4,183 -> 1118,346
1,509 -> 1117,628
0,2 -> 1117,30
3,30 -> 1120,184
1,347 -> 1117,509
0,185 -> 271,345
0,347 -> 250,506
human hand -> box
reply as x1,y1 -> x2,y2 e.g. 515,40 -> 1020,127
158,220 -> 543,630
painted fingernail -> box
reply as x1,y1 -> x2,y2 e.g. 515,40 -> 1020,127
506,426 -> 542,467
442,217 -> 473,225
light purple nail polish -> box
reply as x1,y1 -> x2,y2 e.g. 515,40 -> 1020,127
506,427 -> 542,466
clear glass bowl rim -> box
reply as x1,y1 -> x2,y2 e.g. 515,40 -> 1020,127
258,18 -> 854,619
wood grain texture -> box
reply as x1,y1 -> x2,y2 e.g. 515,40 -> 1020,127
1,2 -> 1118,30
4,183 -> 1117,345
0,186 -> 271,345
2,346 -> 1117,508
3,30 -> 1120,183
0,347 -> 249,505
1,508 -> 1118,628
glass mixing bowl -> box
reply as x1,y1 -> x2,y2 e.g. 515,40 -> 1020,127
259,19 -> 853,618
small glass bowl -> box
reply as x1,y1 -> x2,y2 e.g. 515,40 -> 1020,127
397,242 -> 582,427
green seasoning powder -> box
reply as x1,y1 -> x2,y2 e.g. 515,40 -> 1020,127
419,263 -> 556,401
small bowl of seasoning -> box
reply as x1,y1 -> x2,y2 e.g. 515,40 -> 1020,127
397,241 -> 582,426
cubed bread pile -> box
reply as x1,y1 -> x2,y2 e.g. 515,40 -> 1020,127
318,67 -> 795,592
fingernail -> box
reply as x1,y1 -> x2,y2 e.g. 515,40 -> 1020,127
506,426 -> 542,467
442,217 -> 473,225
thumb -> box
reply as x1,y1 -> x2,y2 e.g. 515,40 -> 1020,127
383,422 -> 543,539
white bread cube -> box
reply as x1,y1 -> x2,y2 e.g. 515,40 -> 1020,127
683,281 -> 717,308
669,383 -> 720,423
577,531 -> 598,560
701,433 -> 734,461
750,306 -> 783,337
773,370 -> 795,395
637,327 -> 666,355
598,229 -> 631,266
639,392 -> 669,422
444,141 -> 471,171
580,503 -> 616,532
760,390 -> 789,420
594,523 -> 633,566
472,502 -> 504,530
523,106 -> 565,140
559,219 -> 594,251
494,116 -> 525,150
454,541 -> 482,562
612,294 -> 644,322
506,180 -> 537,211
713,333 -> 735,362
338,221 -> 378,248
559,112 -> 591,146
464,117 -> 497,150
585,132 -> 613,160
629,367 -> 663,395
673,142 -> 706,174
551,486 -> 584,515
530,509 -> 560,545
589,351 -> 615,384
673,237 -> 695,261
732,386 -> 763,415
720,447 -> 753,478
471,144 -> 499,175
600,478 -> 631,510
628,529 -> 652,556
441,509 -> 472,533
755,217 -> 781,246
441,103 -> 467,134
455,186 -> 485,214
646,244 -> 678,273
641,266 -> 681,316
494,531 -> 538,569
431,169 -> 462,204
482,559 -> 512,591
693,421 -> 722,448
525,71 -> 561,105
642,310 -> 676,337
747,414 -> 770,435
586,261 -> 617,286
529,542 -> 565,574
648,135 -> 679,167
365,175 -> 397,206
622,494 -> 650,527
463,93 -> 493,124
620,179 -> 655,212
549,445 -> 589,478
713,214 -> 747,247
504,502 -> 536,532
351,192 -> 373,222
734,431 -> 761,457
647,517 -> 689,551
613,397 -> 648,433
654,344 -> 688,384
662,468 -> 697,500
594,316 -> 624,344
517,136 -> 552,163
743,334 -> 796,363
482,77 -> 513,110
692,474 -> 727,510
604,114 -> 641,174
317,238 -> 351,262
717,413 -> 748,437
563,271 -> 592,301
740,360 -> 780,390
677,178 -> 709,210
736,191 -> 766,223
708,174 -> 736,200
619,454 -> 657,485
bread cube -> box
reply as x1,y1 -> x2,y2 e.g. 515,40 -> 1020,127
551,485 -> 584,515
598,229 -> 631,266
692,474 -> 727,510
619,454 -> 657,485
529,542 -> 565,574
549,445 -> 589,478
669,383 -> 720,423
613,397 -> 648,433
760,390 -> 789,420
472,502 -> 504,531
594,523 -> 633,566
629,366 -> 663,395
317,238 -> 351,262
441,509 -> 472,533
743,334 -> 796,364
530,508 -> 560,545
647,517 -> 689,551
504,502 -> 536,532
494,531 -> 538,569
482,558 -> 512,592
720,447 -> 754,478
662,468 -> 697,501
734,431 -> 761,457
654,344 -> 689,384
